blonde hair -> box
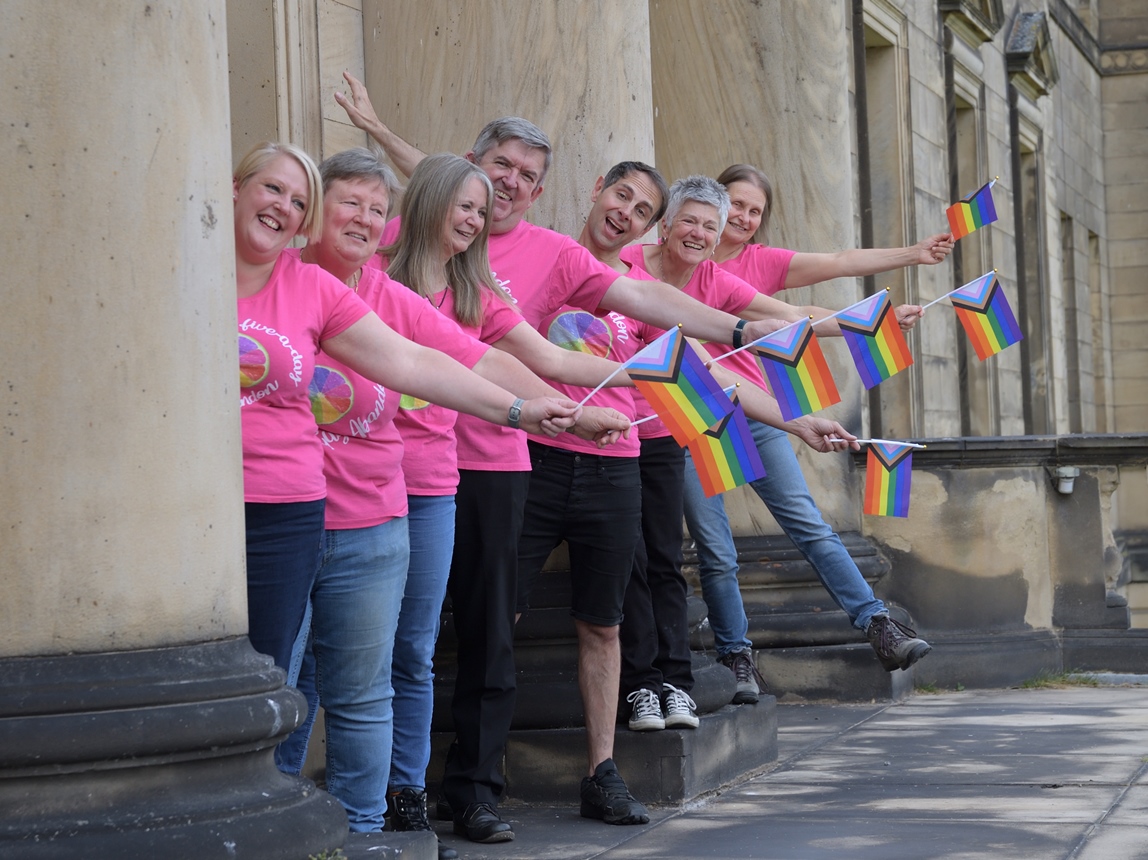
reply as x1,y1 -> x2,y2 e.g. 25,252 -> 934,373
233,141 -> 324,242
385,153 -> 514,327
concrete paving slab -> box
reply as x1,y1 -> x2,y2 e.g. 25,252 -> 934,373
432,804 -> 675,860
717,781 -> 1122,823
416,687 -> 1148,860
593,814 -> 1089,859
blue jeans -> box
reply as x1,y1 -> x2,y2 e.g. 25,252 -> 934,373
275,517 -> 410,831
682,419 -> 886,656
389,494 -> 456,792
244,500 -> 326,678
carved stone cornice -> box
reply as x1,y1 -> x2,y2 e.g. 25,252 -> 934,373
939,0 -> 1004,48
1006,11 -> 1059,99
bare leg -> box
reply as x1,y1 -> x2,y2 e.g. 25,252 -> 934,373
575,619 -> 620,775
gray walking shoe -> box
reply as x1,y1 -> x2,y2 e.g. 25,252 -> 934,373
719,648 -> 766,704
866,614 -> 932,671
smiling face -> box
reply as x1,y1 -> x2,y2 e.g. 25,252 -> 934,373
233,154 -> 310,266
315,177 -> 389,273
444,174 -> 489,258
583,171 -> 664,255
469,138 -> 547,234
662,200 -> 722,269
723,180 -> 768,246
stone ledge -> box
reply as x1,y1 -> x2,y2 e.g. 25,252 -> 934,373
850,433 -> 1148,469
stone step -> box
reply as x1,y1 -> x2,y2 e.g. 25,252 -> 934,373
428,695 -> 778,807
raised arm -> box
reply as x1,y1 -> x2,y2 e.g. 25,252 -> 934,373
783,233 -> 954,290
334,71 -> 427,178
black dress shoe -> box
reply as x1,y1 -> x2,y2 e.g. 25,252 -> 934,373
453,802 -> 514,843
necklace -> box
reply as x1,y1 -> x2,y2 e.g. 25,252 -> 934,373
347,268 -> 362,292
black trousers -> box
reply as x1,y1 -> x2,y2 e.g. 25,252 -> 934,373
440,469 -> 530,810
619,436 -> 694,695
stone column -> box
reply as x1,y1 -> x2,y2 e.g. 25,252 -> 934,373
360,0 -> 656,235
0,3 -> 344,856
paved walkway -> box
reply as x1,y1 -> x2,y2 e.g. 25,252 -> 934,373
426,681 -> 1148,860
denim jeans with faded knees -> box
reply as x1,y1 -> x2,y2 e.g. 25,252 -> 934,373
682,419 -> 886,657
275,517 -> 410,831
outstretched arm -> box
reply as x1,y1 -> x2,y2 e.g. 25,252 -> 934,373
323,312 -> 577,435
334,71 -> 427,178
472,345 -> 631,445
704,357 -> 858,453
783,233 -> 954,290
602,277 -> 785,347
490,321 -> 631,389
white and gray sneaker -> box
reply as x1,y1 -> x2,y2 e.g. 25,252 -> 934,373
661,683 -> 699,729
626,688 -> 665,731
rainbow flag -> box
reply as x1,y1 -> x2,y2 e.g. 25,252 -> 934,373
750,317 -> 841,422
863,442 -> 914,517
835,291 -> 914,389
627,326 -> 734,446
946,179 -> 998,240
949,272 -> 1023,360
686,396 -> 767,497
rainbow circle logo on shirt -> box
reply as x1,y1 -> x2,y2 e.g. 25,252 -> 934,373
399,393 -> 430,411
239,335 -> 269,388
547,310 -> 613,357
309,366 -> 354,424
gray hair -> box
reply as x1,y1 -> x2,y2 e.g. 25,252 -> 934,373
318,147 -> 403,219
663,175 -> 731,236
471,117 -> 553,183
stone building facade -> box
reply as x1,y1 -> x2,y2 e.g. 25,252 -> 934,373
225,0 -> 1148,651
2,1 -> 1146,854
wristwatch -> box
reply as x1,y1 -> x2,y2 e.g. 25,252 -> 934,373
507,398 -> 525,429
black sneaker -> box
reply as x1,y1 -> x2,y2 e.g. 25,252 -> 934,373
388,788 -> 459,860
719,648 -> 765,704
579,758 -> 649,825
661,683 -> 699,729
866,614 -> 932,671
626,687 -> 666,731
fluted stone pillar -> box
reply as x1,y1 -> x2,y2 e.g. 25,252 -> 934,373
1,4 -> 344,856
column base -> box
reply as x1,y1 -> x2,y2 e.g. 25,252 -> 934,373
0,638 -> 346,859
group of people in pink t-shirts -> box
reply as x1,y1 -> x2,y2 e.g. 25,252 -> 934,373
233,72 -> 954,857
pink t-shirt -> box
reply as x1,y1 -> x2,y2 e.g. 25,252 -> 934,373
396,286 -> 510,492
451,220 -> 623,471
619,243 -> 767,394
530,305 -> 645,458
238,252 -> 371,503
301,261 -> 490,528
717,244 -> 797,297
436,287 -> 529,472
